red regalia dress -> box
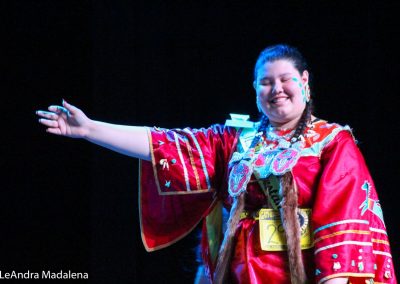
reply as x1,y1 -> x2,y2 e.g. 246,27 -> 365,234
139,118 -> 397,284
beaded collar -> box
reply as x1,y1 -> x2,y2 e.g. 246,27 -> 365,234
265,125 -> 295,141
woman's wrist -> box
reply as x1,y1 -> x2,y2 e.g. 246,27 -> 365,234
82,118 -> 96,140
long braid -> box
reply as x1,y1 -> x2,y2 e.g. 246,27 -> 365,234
280,101 -> 312,284
214,115 -> 268,283
291,100 -> 313,143
213,193 -> 245,284
257,114 -> 269,136
280,172 -> 307,284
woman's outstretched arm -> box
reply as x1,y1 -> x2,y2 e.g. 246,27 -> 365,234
36,100 -> 151,161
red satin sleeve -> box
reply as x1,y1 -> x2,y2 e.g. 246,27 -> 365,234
139,125 -> 238,251
312,131 -> 396,284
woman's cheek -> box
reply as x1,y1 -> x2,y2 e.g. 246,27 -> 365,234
259,86 -> 271,97
287,86 -> 302,99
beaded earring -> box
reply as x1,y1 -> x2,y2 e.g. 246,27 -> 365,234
304,83 -> 311,102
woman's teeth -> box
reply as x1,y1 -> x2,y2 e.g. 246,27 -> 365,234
271,97 -> 288,103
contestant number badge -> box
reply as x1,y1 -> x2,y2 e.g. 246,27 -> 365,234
259,208 -> 313,251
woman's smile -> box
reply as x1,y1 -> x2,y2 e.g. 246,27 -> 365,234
269,95 -> 290,105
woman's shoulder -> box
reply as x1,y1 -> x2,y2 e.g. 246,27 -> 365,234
302,118 -> 355,156
309,117 -> 353,139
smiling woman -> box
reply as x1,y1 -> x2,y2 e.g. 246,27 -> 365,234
254,60 -> 310,129
253,45 -> 312,130
36,44 -> 397,284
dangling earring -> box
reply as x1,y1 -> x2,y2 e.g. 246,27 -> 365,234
304,83 -> 311,103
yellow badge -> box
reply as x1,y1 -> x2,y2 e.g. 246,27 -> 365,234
259,208 -> 313,251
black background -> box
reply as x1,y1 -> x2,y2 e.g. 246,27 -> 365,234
3,0 -> 399,283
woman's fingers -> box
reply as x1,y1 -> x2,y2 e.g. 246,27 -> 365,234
37,101 -> 77,136
38,116 -> 67,136
46,127 -> 62,135
37,101 -> 85,137
36,110 -> 59,120
62,100 -> 77,115
48,105 -> 70,116
38,118 -> 59,128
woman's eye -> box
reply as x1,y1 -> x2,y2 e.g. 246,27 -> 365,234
260,80 -> 271,85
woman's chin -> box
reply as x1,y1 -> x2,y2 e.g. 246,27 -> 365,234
268,115 -> 301,128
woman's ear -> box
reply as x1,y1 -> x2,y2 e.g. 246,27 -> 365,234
301,70 -> 309,85
253,80 -> 257,90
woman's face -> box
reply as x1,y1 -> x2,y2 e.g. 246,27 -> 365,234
254,59 -> 309,129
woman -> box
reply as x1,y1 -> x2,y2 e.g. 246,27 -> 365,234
37,44 -> 396,283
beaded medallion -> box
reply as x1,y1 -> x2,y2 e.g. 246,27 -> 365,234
228,159 -> 253,197
271,148 -> 301,175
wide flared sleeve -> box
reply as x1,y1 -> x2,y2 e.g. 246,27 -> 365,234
312,130 -> 397,284
139,124 -> 238,251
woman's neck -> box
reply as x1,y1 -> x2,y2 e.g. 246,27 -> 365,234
269,118 -> 300,130
268,114 -> 316,130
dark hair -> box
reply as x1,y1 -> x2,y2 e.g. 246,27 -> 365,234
253,44 -> 308,80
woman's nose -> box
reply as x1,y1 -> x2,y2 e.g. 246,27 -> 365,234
272,81 -> 283,94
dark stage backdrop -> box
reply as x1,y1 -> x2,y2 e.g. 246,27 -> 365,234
4,1 -> 399,283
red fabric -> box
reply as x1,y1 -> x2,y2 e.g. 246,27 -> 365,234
139,120 -> 397,283
228,128 -> 396,283
140,125 -> 238,251
311,130 -> 395,283
230,218 -> 315,284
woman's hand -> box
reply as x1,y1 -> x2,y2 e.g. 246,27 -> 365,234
37,100 -> 91,138
37,99 -> 150,160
